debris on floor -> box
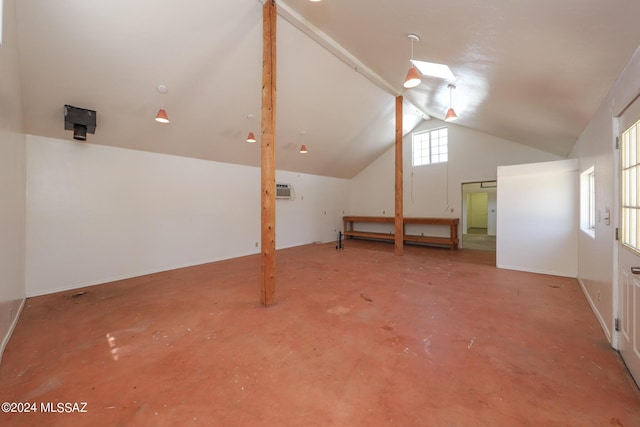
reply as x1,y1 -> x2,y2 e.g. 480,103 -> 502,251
360,293 -> 373,302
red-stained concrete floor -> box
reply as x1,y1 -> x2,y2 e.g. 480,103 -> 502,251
1,241 -> 639,426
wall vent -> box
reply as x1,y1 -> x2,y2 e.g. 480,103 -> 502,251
276,183 -> 293,199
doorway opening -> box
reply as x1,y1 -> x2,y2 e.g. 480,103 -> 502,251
461,181 -> 497,251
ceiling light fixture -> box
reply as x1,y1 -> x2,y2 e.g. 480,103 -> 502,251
155,109 -> 169,124
445,84 -> 458,122
246,114 -> 257,143
155,85 -> 170,123
403,34 -> 421,89
299,130 -> 308,154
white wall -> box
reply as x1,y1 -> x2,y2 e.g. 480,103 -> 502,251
497,159 -> 578,277
275,170 -> 350,248
25,135 -> 350,296
0,0 -> 26,358
350,119 -> 560,237
570,43 -> 640,341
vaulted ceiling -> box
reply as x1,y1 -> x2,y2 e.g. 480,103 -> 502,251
14,0 -> 640,178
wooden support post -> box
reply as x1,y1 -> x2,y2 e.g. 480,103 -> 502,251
261,0 -> 277,307
394,95 -> 404,256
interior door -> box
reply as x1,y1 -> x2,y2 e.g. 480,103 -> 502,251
617,96 -> 640,385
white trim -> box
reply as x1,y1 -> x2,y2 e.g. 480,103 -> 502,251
495,264 -> 577,278
580,228 -> 596,239
276,1 -> 399,95
273,1 -> 433,121
612,115 -> 621,350
0,298 -> 25,363
577,277 -> 612,343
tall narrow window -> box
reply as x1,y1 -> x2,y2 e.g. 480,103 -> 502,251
580,166 -> 595,238
412,127 -> 448,166
588,170 -> 596,230
621,117 -> 640,251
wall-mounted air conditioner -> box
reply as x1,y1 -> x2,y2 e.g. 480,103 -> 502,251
276,183 -> 293,199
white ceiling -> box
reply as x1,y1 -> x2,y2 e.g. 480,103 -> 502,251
14,0 -> 640,178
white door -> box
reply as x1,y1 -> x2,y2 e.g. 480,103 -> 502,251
617,96 -> 640,385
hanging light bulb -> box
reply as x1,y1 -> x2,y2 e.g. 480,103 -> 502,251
155,85 -> 170,123
403,34 -> 421,89
445,84 -> 458,122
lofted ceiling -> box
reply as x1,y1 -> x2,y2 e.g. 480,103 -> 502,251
14,0 -> 640,179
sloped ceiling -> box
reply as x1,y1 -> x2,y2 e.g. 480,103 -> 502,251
14,0 -> 640,178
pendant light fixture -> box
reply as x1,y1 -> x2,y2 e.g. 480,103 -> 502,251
245,114 -> 257,142
155,85 -> 170,123
155,109 -> 169,123
445,84 -> 458,122
299,130 -> 308,154
403,34 -> 421,89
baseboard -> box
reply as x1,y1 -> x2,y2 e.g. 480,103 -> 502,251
0,298 -> 26,363
577,277 -> 612,343
496,263 -> 577,278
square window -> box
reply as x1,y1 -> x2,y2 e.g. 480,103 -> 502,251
412,127 -> 448,166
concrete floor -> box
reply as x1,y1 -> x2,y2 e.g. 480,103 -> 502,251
461,234 -> 496,252
1,240 -> 639,426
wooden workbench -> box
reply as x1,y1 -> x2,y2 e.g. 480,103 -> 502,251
343,216 -> 459,250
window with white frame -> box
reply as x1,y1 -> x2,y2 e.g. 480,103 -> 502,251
622,117 -> 640,251
580,166 -> 595,238
589,169 -> 595,229
412,127 -> 448,166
